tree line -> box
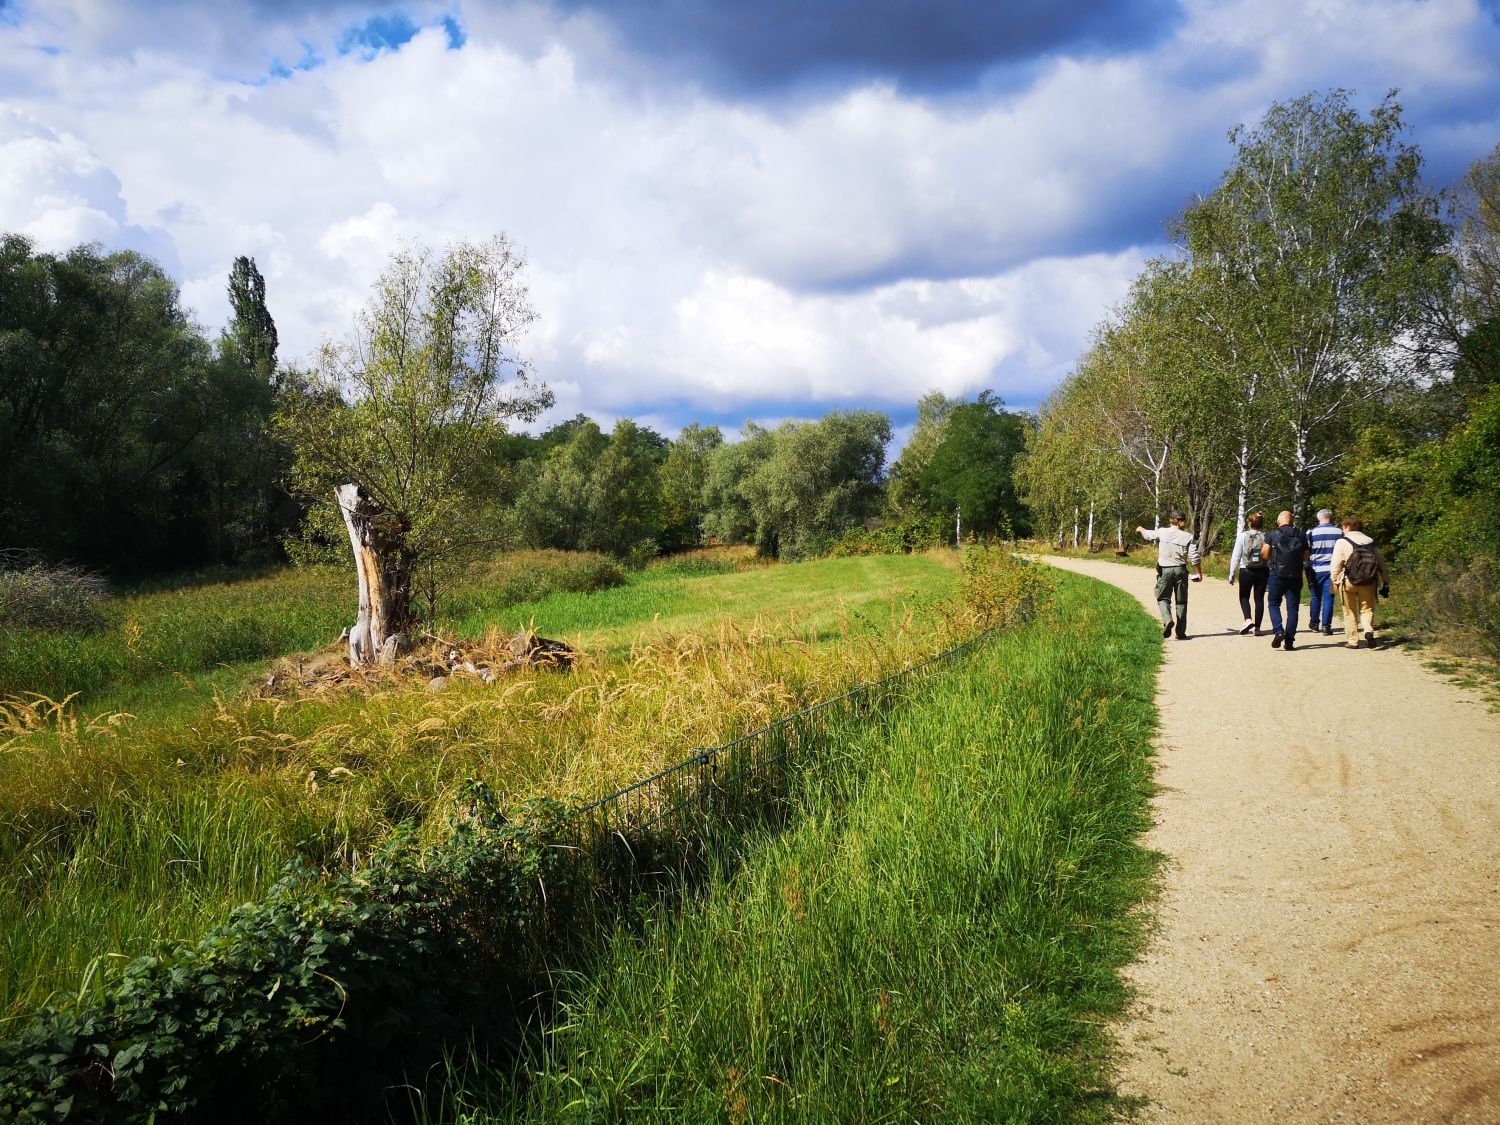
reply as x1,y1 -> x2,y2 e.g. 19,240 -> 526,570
1016,89 -> 1499,654
0,234 -> 1029,595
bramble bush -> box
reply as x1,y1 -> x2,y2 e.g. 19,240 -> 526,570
0,788 -> 595,1123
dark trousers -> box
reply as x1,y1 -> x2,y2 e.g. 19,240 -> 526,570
1267,572 -> 1303,640
1237,568 -> 1268,628
1306,569 -> 1334,630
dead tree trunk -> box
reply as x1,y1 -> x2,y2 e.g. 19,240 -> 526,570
337,483 -> 413,667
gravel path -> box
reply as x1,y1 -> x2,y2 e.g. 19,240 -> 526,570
1041,556 -> 1500,1124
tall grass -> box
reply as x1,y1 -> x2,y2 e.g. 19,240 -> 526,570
441,571 -> 1160,1122
0,553 -> 959,1024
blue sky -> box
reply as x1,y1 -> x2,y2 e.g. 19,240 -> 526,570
2,0 -> 1499,444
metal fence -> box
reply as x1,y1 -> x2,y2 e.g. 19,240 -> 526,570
574,628 -> 995,846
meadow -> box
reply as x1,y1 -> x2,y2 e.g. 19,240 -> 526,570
440,569 -> 1161,1122
0,549 -> 962,1025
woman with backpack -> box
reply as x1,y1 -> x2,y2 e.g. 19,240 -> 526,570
1226,511 -> 1270,635
1330,517 -> 1391,649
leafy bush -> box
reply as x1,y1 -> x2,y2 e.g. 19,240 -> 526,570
0,789 -> 591,1123
0,556 -> 110,633
828,514 -> 950,557
960,545 -> 1055,629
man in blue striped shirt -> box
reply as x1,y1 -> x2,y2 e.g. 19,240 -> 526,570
1306,508 -> 1342,635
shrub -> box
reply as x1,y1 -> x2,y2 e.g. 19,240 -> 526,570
960,545 -> 1055,629
829,515 -> 950,557
0,555 -> 110,633
0,790 -> 590,1123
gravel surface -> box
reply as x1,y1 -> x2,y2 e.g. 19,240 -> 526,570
1042,556 -> 1500,1124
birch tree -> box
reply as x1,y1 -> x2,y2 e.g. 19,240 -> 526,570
1180,90 -> 1449,518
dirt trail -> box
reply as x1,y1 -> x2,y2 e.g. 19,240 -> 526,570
1042,556 -> 1500,1123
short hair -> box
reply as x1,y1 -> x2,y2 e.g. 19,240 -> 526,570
1169,508 -> 1186,523
1344,517 -> 1365,532
1316,508 -> 1333,520
1248,512 -> 1264,529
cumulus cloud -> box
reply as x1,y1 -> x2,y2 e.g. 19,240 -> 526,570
0,0 -> 1496,435
0,106 -> 177,265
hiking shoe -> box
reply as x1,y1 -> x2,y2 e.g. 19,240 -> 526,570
1323,625 -> 1334,635
1364,630 -> 1377,649
1284,638 -> 1296,651
1271,633 -> 1283,648
1163,622 -> 1173,638
1239,619 -> 1254,635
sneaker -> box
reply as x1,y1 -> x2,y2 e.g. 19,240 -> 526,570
1239,619 -> 1254,635
1284,638 -> 1296,651
1163,622 -> 1173,638
1271,633 -> 1283,649
1322,626 -> 1334,636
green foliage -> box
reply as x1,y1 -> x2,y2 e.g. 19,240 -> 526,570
886,391 -> 956,515
656,423 -> 723,553
0,790 -> 587,1122
277,237 -> 552,627
828,514 -> 950,556
737,411 -> 893,559
699,423 -> 773,547
960,545 -> 1056,629
918,391 -> 1033,537
580,420 -> 665,560
0,235 -> 288,573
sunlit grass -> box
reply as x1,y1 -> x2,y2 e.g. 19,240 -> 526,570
439,571 -> 1161,1123
0,550 -> 960,1024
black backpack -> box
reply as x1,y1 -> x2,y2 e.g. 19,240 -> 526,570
1269,527 -> 1307,579
1341,536 -> 1382,585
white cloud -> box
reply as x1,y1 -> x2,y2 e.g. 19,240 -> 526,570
0,0 -> 1495,424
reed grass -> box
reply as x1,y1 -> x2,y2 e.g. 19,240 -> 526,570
439,570 -> 1160,1123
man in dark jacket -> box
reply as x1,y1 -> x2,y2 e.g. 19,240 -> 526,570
1262,510 -> 1310,651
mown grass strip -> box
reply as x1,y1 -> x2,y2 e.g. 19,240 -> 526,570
445,570 -> 1160,1123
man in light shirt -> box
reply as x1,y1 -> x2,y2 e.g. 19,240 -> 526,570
1137,509 -> 1205,640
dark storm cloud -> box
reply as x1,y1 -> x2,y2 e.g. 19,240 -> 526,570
549,0 -> 1184,93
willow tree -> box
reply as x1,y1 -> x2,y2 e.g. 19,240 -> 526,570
280,237 -> 551,666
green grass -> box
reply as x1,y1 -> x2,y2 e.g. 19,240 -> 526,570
0,551 -> 960,1026
442,570 -> 1161,1123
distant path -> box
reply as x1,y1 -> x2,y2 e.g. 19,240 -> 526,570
1041,556 -> 1500,1123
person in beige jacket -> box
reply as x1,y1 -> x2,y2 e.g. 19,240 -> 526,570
1330,517 -> 1390,649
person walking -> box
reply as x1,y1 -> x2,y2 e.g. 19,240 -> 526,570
1305,507 -> 1342,635
1226,511 -> 1270,635
1330,517 -> 1391,649
1137,509 -> 1204,640
1263,510 -> 1310,651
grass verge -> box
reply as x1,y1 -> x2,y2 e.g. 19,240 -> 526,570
441,569 -> 1161,1123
